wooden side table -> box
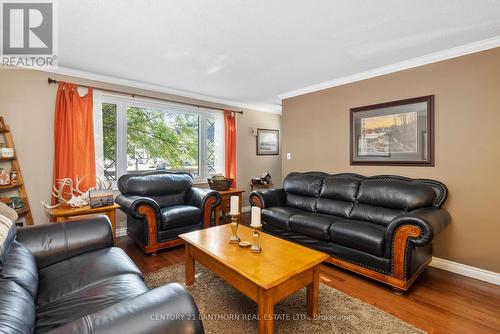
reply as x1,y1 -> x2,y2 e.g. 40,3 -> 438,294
49,203 -> 120,242
250,183 -> 273,191
214,188 -> 244,226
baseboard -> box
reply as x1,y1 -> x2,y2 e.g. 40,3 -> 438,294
115,227 -> 128,238
430,257 -> 500,286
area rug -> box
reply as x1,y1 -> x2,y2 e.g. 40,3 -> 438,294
145,264 -> 425,334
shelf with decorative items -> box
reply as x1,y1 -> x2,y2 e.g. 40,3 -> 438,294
0,182 -> 22,191
0,116 -> 33,225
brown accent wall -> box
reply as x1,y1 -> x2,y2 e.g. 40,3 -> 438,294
282,47 -> 500,273
0,69 -> 281,229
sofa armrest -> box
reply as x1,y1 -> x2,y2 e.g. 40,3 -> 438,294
385,207 -> 450,280
115,194 -> 142,214
16,216 -> 113,269
249,188 -> 286,209
46,283 -> 204,334
116,195 -> 163,228
185,187 -> 217,209
386,207 -> 451,248
186,188 -> 221,228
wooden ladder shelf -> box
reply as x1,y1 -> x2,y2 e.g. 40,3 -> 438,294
0,117 -> 34,225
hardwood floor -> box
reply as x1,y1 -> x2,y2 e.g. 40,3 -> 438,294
117,214 -> 500,334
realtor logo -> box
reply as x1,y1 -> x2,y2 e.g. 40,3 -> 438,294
1,0 -> 57,67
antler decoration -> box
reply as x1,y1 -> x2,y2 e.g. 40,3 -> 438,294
42,176 -> 112,210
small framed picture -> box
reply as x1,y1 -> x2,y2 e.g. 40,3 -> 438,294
256,129 -> 279,155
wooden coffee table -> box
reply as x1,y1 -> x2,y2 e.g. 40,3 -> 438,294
180,224 -> 329,334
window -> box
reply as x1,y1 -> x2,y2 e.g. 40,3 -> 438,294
102,103 -> 117,180
94,92 -> 225,184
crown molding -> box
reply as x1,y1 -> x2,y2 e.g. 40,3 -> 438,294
279,35 -> 500,100
36,66 -> 282,114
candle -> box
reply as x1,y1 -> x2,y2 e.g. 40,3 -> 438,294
250,206 -> 262,228
229,196 -> 239,215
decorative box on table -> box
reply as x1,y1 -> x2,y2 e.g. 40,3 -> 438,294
89,189 -> 114,208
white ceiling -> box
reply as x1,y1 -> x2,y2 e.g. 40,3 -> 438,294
57,0 -> 500,113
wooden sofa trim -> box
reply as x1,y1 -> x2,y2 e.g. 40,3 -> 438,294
203,196 -> 218,229
325,256 -> 430,291
392,225 -> 422,280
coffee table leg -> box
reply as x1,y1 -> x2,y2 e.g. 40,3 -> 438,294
185,244 -> 195,286
258,288 -> 274,334
307,265 -> 320,317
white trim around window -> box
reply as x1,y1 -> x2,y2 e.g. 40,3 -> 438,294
93,90 -> 225,185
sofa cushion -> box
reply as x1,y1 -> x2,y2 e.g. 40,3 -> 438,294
316,176 -> 360,218
329,220 -> 386,257
289,213 -> 344,241
118,172 -> 193,197
0,241 -> 39,299
316,198 -> 354,218
349,179 -> 440,226
37,247 -> 142,306
0,280 -> 36,334
283,172 -> 324,212
151,193 -> 190,209
262,207 -> 306,230
320,176 -> 361,202
283,172 -> 324,197
285,193 -> 317,212
356,179 -> 437,211
36,274 -> 148,333
350,203 -> 404,227
161,205 -> 202,230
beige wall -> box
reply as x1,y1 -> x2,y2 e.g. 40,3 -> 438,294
0,69 -> 281,229
237,111 -> 282,206
282,47 -> 500,273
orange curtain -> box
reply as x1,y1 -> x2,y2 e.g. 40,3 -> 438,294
224,110 -> 236,187
52,82 -> 96,202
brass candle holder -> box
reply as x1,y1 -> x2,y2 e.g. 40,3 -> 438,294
229,213 -> 240,244
250,225 -> 262,253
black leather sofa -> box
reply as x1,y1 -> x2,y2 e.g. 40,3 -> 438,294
250,172 -> 451,292
0,216 -> 204,333
116,171 -> 221,254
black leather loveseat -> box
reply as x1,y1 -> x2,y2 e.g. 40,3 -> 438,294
250,172 -> 451,292
0,216 -> 204,333
116,171 -> 221,255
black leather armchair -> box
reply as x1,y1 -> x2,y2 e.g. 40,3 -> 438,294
250,172 -> 451,292
116,171 -> 221,254
0,216 -> 204,333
